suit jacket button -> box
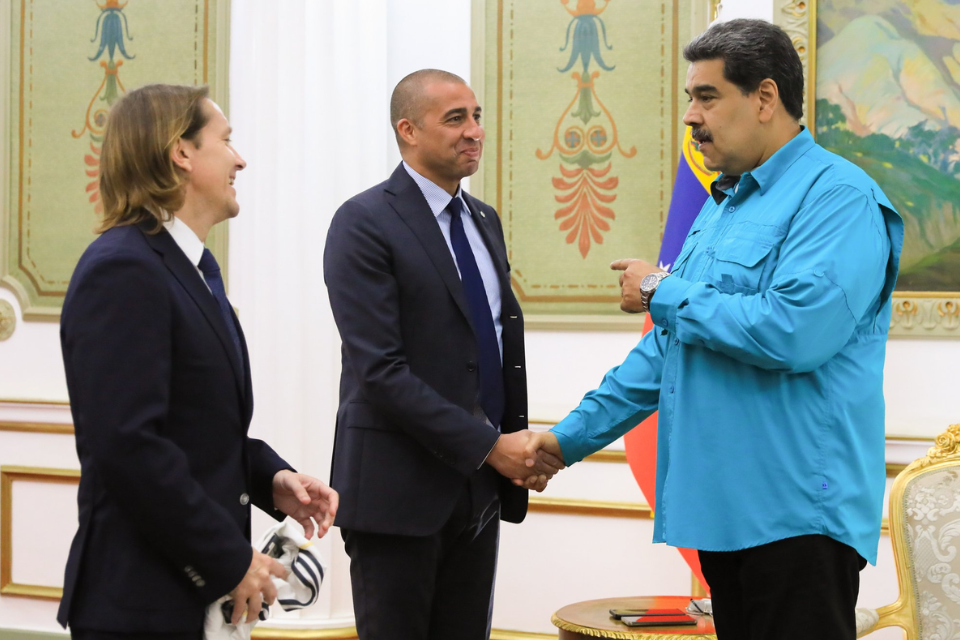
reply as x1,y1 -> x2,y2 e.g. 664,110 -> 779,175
466,361 -> 477,372
240,493 -> 250,506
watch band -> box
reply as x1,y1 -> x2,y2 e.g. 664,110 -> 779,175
640,271 -> 669,312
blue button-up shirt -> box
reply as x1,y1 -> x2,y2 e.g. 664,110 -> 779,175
552,128 -> 903,564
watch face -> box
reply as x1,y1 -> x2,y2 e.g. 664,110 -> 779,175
640,273 -> 660,292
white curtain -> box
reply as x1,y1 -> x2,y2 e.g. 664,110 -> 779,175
228,0 -> 389,628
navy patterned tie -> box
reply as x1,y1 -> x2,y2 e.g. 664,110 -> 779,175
446,197 -> 504,428
198,248 -> 243,367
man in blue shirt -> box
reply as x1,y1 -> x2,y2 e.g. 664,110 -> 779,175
526,19 -> 903,640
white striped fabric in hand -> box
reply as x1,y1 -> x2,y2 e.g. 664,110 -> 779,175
203,519 -> 328,640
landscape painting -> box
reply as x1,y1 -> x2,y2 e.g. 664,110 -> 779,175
816,0 -> 960,292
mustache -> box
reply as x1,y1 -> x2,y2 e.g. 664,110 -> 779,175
691,128 -> 713,144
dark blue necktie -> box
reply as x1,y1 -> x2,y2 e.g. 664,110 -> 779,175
198,248 -> 243,367
447,197 -> 504,428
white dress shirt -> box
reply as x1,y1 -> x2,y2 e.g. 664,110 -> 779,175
162,215 -> 209,291
402,162 -> 503,359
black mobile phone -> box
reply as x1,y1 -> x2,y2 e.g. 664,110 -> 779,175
620,611 -> 697,627
610,607 -> 687,619
609,608 -> 648,619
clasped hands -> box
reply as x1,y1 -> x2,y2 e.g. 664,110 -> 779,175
228,470 -> 339,624
486,258 -> 660,492
487,430 -> 565,492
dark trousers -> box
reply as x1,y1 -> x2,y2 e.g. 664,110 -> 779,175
71,630 -> 201,640
342,485 -> 500,640
699,535 -> 867,640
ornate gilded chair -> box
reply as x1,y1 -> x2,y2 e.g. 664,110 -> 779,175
857,424 -> 960,639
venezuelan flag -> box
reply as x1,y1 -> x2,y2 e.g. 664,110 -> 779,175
623,127 -> 717,593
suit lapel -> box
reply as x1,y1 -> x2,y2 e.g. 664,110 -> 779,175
461,194 -> 511,302
385,165 -> 473,325
139,224 -> 247,401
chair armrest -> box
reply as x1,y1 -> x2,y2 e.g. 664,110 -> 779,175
855,608 -> 879,637
857,601 -> 914,640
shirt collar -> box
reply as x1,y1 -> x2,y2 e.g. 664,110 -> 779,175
709,126 -> 814,204
402,161 -> 466,219
162,215 -> 205,268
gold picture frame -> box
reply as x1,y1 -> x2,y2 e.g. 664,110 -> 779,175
0,0 -> 232,321
775,0 -> 960,338
471,0 -> 711,330
0,465 -> 80,599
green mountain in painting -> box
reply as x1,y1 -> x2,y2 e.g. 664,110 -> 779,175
817,0 -> 960,292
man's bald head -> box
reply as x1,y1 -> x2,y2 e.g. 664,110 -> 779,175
390,69 -> 466,145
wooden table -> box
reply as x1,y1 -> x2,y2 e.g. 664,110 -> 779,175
552,596 -> 716,639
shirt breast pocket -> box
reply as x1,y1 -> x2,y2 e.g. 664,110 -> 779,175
711,237 -> 776,294
670,239 -> 698,277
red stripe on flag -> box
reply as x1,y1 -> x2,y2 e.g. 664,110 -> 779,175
621,127 -> 716,595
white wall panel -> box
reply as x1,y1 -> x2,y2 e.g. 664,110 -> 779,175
0,290 -> 67,402
229,0 -> 390,629
9,481 -> 76,588
0,433 -> 77,470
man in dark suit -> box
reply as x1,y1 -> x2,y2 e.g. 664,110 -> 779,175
323,69 -> 562,640
58,83 -> 338,640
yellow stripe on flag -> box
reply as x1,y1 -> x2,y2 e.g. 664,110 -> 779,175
681,127 -> 719,193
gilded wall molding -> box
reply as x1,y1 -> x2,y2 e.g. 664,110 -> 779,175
0,421 -> 73,435
523,314 -> 647,332
0,630 -> 68,640
709,0 -> 722,23
890,296 -> 960,336
529,496 -> 653,519
584,449 -> 627,464
0,398 -> 70,407
577,451 -> 907,471
886,435 -> 935,443
0,466 -> 80,599
773,0 -> 815,128
490,631 -> 557,640
0,300 -> 14,340
692,575 -> 708,597
251,629 -> 357,640
250,628 -> 556,640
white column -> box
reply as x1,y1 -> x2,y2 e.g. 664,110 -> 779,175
228,0 -> 389,628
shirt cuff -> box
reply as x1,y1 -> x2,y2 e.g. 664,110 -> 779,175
550,415 -> 591,466
648,274 -> 694,331
479,433 -> 500,469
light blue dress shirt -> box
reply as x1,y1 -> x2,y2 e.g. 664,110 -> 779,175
403,161 -> 503,359
551,128 -> 903,564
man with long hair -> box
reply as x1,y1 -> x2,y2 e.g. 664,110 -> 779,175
57,84 -> 338,639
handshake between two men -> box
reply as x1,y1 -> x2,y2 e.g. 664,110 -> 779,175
486,430 -> 566,492
480,257 -> 663,493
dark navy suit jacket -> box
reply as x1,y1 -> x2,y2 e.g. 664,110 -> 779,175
58,221 -> 288,633
323,164 -> 528,537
